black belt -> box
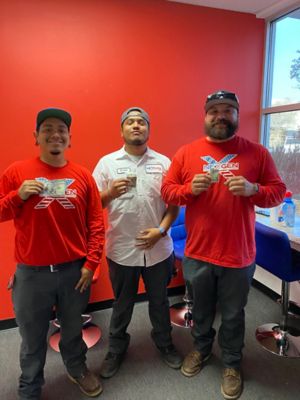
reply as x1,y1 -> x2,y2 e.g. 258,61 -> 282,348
17,258 -> 85,273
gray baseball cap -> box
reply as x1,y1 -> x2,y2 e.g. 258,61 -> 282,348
121,107 -> 150,126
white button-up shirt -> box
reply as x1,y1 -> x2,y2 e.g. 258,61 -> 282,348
93,147 -> 173,267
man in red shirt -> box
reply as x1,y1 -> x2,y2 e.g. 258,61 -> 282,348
0,108 -> 105,399
161,91 -> 286,400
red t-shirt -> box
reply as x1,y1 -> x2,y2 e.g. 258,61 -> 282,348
0,157 -> 105,271
161,136 -> 286,268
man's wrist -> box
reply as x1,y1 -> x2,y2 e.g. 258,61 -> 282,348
107,188 -> 115,201
158,226 -> 167,237
253,183 -> 259,194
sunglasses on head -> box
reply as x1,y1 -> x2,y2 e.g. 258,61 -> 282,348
206,91 -> 238,103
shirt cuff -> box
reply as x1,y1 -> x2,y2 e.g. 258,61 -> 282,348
10,190 -> 25,206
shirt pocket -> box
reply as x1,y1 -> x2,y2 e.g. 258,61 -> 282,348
112,192 -> 136,214
143,173 -> 163,198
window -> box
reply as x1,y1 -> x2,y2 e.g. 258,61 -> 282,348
261,7 -> 300,201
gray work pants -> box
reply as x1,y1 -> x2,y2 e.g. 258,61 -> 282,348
183,256 -> 255,369
12,259 -> 90,400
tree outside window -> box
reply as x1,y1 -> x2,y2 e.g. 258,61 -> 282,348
262,8 -> 300,204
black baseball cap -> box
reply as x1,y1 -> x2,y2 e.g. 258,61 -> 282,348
205,90 -> 239,112
36,108 -> 72,130
121,107 -> 150,126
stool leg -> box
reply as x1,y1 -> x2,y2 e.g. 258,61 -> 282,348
280,281 -> 289,331
182,286 -> 193,325
170,285 -> 193,328
255,280 -> 300,357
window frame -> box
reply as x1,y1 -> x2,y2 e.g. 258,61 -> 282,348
260,6 -> 300,147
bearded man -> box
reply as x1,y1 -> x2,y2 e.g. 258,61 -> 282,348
161,90 -> 286,400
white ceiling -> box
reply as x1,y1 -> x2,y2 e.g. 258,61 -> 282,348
168,0 -> 300,18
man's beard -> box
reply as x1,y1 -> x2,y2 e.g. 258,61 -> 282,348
205,119 -> 238,140
124,137 -> 148,146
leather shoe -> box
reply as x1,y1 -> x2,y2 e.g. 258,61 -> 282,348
159,344 -> 183,369
100,352 -> 125,378
181,350 -> 211,377
68,368 -> 102,397
221,368 -> 243,399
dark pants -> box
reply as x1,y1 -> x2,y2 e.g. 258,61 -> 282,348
183,256 -> 255,369
107,255 -> 174,354
12,259 -> 90,400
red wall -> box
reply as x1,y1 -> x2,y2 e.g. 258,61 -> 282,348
0,0 -> 265,320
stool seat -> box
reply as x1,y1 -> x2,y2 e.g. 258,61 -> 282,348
49,322 -> 102,352
256,323 -> 300,357
170,301 -> 193,328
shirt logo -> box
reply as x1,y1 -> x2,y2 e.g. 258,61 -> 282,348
34,178 -> 76,209
201,154 -> 239,179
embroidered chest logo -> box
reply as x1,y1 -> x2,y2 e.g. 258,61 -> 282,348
34,178 -> 77,209
201,154 -> 239,180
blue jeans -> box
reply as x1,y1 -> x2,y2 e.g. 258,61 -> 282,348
12,259 -> 90,400
182,256 -> 255,369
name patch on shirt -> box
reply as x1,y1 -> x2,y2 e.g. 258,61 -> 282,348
145,164 -> 163,174
117,167 -> 131,174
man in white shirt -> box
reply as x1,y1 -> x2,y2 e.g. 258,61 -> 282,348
93,107 -> 183,378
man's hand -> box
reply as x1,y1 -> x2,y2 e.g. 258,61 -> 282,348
191,174 -> 212,196
135,228 -> 162,250
18,180 -> 44,200
75,267 -> 93,293
108,178 -> 130,199
224,176 -> 257,197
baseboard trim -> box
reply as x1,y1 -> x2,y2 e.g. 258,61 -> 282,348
0,318 -> 17,330
252,279 -> 279,301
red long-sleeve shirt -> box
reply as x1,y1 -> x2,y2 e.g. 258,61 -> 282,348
161,136 -> 286,268
0,157 -> 105,272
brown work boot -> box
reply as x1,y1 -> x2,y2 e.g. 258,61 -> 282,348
221,368 -> 243,399
68,368 -> 103,397
181,350 -> 211,377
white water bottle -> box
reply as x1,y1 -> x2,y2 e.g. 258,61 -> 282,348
282,191 -> 296,227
